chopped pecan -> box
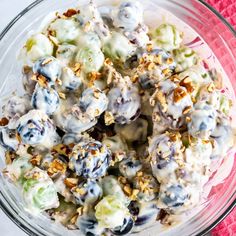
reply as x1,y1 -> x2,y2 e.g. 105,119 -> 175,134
179,77 -> 195,93
63,9 -> 78,17
64,178 -> 78,189
182,106 -> 192,115
173,87 -> 187,102
30,154 -> 42,166
0,117 -> 9,126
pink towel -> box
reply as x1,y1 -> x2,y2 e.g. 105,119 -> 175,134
205,2 -> 236,236
206,0 -> 236,29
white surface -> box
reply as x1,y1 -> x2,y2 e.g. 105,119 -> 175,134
0,2 -> 33,235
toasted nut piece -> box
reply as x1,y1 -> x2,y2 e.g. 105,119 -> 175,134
179,77 -> 195,94
63,8 -> 78,17
154,54 -> 162,65
16,132 -> 22,143
131,74 -> 139,83
146,43 -> 153,52
70,214 -> 79,224
207,83 -> 215,93
37,75 -> 48,88
169,132 -> 181,142
77,207 -> 84,216
104,111 -> 115,126
185,116 -> 191,122
30,154 -> 42,166
173,87 -> 187,102
118,176 -> 128,185
5,151 -> 17,165
48,159 -> 67,176
182,106 -> 192,115
58,92 -> 66,99
64,178 -> 79,189
0,117 -> 9,126
75,187 -> 86,195
162,68 -> 171,76
166,57 -> 174,64
123,185 -> 132,196
147,62 -> 155,71
42,58 -> 53,66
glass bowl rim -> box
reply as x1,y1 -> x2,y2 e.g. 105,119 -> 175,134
0,0 -> 235,235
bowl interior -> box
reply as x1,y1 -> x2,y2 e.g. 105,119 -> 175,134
0,0 -> 235,236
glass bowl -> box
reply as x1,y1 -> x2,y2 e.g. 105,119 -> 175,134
0,0 -> 235,235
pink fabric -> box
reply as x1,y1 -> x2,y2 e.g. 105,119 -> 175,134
205,1 -> 236,235
206,0 -> 236,29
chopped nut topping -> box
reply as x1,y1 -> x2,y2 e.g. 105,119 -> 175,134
147,62 -> 155,71
185,116 -> 191,122
154,54 -> 162,65
55,78 -> 62,86
0,117 -> 9,126
170,74 -> 180,83
104,111 -> 115,126
136,171 -> 143,177
162,68 -> 171,76
42,58 -> 53,66
88,72 -> 102,87
173,87 -> 187,102
207,83 -> 215,93
23,65 -> 31,74
70,214 -> 79,224
156,91 -> 166,105
182,106 -> 192,115
30,154 -> 42,166
104,58 -> 113,66
52,144 -> 71,156
169,132 -> 181,142
58,92 -> 66,99
179,77 -> 195,94
131,74 -> 139,83
31,74 -> 48,88
5,151 -> 17,165
75,187 -> 86,195
16,132 -> 22,143
166,57 -> 174,64
153,112 -> 161,122
64,178 -> 78,189
146,43 -> 153,52
71,63 -> 81,77
130,189 -> 139,200
202,139 -> 210,144
77,207 -> 84,216
63,8 -> 78,17
118,176 -> 128,184
123,185 -> 132,196
93,89 -> 101,99
47,159 -> 67,176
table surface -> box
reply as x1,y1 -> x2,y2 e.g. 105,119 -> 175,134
0,0 -> 232,236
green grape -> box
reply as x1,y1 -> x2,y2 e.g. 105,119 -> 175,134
101,176 -> 130,206
95,195 -> 129,228
173,47 -> 199,72
152,23 -> 183,51
4,156 -> 33,182
102,32 -> 135,62
22,167 -> 59,213
49,18 -> 81,43
75,46 -> 104,73
24,34 -> 53,62
26,38 -> 36,52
